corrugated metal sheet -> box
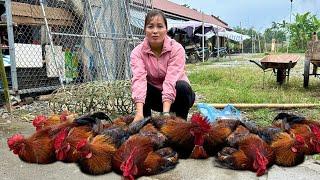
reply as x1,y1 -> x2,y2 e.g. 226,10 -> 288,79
133,0 -> 229,29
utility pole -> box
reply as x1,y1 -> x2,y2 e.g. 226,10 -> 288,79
287,0 -> 293,53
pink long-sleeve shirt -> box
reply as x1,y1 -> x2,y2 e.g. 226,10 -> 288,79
130,35 -> 190,104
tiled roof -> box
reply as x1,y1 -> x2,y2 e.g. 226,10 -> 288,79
152,0 -> 228,28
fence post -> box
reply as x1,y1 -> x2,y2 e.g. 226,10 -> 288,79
5,0 -> 19,95
0,50 -> 12,112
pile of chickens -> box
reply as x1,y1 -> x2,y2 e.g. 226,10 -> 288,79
7,111 -> 320,179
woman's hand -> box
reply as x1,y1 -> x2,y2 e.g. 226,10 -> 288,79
133,102 -> 144,122
133,113 -> 144,122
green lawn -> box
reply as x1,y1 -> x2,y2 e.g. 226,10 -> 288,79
187,53 -> 320,126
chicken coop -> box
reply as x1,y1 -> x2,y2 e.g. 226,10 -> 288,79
0,0 -> 150,105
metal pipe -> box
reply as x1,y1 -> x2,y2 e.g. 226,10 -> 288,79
5,0 -> 18,94
51,32 -> 138,40
87,0 -> 112,80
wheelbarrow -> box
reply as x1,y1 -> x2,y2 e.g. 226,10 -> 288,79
250,54 -> 300,87
304,39 -> 320,88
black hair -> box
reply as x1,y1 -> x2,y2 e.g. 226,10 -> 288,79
144,9 -> 168,30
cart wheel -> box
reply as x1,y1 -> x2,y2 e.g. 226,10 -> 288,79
276,68 -> 286,85
303,59 -> 310,88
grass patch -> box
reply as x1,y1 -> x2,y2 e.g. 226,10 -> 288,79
188,63 -> 320,104
187,53 -> 320,124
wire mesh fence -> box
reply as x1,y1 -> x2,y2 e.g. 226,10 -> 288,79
1,0 -> 151,97
0,0 -> 153,113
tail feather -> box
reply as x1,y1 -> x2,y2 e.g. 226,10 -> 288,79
273,113 -> 306,123
128,117 -> 151,134
101,127 -> 130,148
73,112 -> 111,128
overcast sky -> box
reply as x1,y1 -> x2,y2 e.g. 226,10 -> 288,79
168,0 -> 320,31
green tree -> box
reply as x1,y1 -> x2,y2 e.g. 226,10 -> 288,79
288,12 -> 320,51
233,27 -> 264,53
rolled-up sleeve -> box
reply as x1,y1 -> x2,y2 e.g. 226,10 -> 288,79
162,46 -> 186,103
130,50 -> 147,104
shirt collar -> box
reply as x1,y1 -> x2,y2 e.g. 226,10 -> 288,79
142,35 -> 172,55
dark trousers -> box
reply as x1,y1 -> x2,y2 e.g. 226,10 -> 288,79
143,80 -> 195,120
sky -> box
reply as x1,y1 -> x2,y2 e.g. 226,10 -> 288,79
168,0 -> 320,31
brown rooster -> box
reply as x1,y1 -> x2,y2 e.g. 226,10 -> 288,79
76,135 -> 117,175
7,111 -> 109,164
32,111 -> 76,131
217,134 -> 274,176
153,113 -> 211,159
226,125 -> 250,147
7,128 -> 56,164
138,123 -> 167,148
112,135 -> 178,180
273,112 -> 320,154
100,117 -> 151,148
54,126 -> 93,162
270,133 -> 306,167
204,118 -> 242,155
241,120 -> 307,167
112,115 -> 134,127
273,112 -> 320,128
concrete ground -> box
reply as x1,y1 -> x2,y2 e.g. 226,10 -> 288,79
1,117 -> 320,180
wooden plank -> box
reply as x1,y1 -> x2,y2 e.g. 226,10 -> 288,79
11,2 -> 74,22
12,16 -> 73,26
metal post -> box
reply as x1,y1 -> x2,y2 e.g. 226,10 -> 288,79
39,0 -> 65,89
202,12 -> 204,62
0,50 -> 12,111
5,0 -> 18,95
217,35 -> 220,58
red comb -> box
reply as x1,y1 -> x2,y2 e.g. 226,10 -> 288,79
295,134 -> 305,143
54,128 -> 68,150
60,111 -> 69,121
32,115 -> 47,127
310,124 -> 320,138
76,139 -> 88,151
191,113 -> 211,132
7,134 -> 24,149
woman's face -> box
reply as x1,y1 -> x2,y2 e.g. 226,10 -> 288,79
145,15 -> 167,47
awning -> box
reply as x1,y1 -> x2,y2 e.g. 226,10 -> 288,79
218,31 -> 250,42
169,20 -> 225,37
130,8 -> 187,30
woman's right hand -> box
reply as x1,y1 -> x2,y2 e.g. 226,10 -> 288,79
133,113 -> 144,122
133,102 -> 144,122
